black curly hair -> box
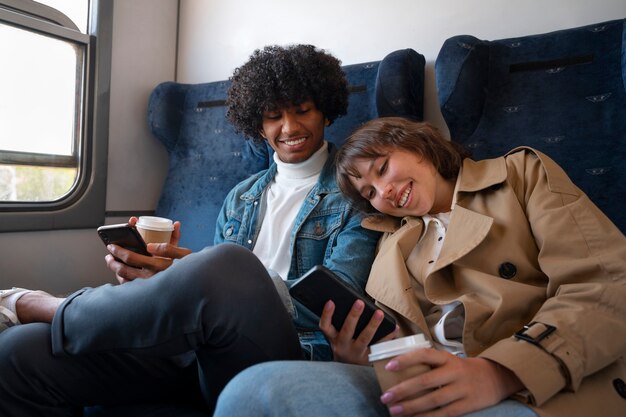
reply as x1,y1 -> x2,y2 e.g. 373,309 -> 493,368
226,44 -> 349,142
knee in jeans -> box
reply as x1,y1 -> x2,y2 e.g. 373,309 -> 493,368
178,243 -> 269,295
0,323 -> 54,376
216,362 -> 287,410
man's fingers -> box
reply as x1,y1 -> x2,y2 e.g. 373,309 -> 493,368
147,242 -> 191,259
107,245 -> 153,268
170,221 -> 182,246
105,254 -> 150,282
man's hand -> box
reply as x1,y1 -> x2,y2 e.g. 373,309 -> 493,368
379,349 -> 524,417
104,217 -> 191,284
319,299 -> 398,365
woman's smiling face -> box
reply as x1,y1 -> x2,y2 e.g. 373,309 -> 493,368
349,148 -> 451,217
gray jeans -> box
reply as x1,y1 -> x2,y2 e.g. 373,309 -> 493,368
0,243 -> 303,417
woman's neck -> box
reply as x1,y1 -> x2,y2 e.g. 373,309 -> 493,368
430,177 -> 456,215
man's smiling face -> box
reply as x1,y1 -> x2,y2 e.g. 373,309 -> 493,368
260,100 -> 326,164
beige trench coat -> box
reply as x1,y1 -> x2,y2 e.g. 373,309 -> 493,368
363,148 -> 626,417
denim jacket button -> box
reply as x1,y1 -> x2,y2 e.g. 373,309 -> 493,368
314,222 -> 324,236
225,226 -> 233,237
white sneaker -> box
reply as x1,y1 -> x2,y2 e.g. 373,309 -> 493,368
0,287 -> 32,332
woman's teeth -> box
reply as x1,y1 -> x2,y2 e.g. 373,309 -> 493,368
285,137 -> 306,146
397,185 -> 411,208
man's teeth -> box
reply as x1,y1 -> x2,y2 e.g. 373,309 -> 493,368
285,137 -> 306,146
397,185 -> 411,208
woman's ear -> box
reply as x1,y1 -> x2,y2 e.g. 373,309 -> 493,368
325,118 -> 330,127
259,129 -> 267,139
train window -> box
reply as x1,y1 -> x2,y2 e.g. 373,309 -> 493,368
0,0 -> 112,231
0,21 -> 83,202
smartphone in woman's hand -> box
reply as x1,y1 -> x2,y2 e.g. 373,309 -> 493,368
289,265 -> 396,344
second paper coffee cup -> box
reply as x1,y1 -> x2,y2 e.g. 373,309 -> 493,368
368,334 -> 432,394
136,216 -> 174,243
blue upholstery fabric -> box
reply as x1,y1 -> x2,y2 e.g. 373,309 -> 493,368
435,19 -> 626,233
148,48 -> 425,251
147,81 -> 271,252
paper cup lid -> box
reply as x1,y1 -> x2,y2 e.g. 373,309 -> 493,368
368,334 -> 431,362
136,216 -> 174,231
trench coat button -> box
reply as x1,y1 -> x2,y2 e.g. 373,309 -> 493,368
498,262 -> 517,279
614,378 -> 626,399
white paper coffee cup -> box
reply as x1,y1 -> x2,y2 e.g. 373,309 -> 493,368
136,216 -> 174,244
368,334 -> 432,394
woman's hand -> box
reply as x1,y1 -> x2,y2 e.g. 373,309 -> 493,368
380,348 -> 524,417
105,217 -> 191,284
320,299 -> 399,365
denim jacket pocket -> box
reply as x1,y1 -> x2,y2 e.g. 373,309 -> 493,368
298,210 -> 343,240
295,211 -> 343,272
221,212 -> 242,243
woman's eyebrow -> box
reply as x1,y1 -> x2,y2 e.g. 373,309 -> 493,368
367,158 -> 376,173
356,159 -> 377,195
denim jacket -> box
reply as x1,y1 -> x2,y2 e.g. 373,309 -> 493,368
214,143 -> 381,360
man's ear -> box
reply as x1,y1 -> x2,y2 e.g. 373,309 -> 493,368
259,129 -> 267,139
325,118 -> 330,127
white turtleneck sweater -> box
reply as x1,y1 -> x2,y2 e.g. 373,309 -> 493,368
253,141 -> 329,280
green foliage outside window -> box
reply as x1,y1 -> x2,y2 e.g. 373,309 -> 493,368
0,165 -> 76,202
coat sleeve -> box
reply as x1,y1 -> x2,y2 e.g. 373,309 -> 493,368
479,149 -> 626,406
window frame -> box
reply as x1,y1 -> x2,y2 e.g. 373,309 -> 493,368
0,0 -> 112,231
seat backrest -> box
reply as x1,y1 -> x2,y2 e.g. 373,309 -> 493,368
435,19 -> 626,233
148,48 -> 425,251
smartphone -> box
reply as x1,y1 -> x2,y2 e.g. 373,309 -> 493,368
289,265 -> 396,345
97,223 -> 151,258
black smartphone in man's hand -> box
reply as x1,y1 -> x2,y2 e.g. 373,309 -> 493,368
97,223 -> 151,258
289,265 -> 396,345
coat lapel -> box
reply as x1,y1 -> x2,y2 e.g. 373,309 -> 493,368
366,219 -> 430,331
424,206 -> 494,302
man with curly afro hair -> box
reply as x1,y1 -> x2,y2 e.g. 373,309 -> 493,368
226,44 -> 348,143
213,42 -> 382,358
0,44 -> 381,416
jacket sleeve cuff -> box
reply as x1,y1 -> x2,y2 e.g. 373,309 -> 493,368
50,288 -> 87,357
480,336 -> 567,405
